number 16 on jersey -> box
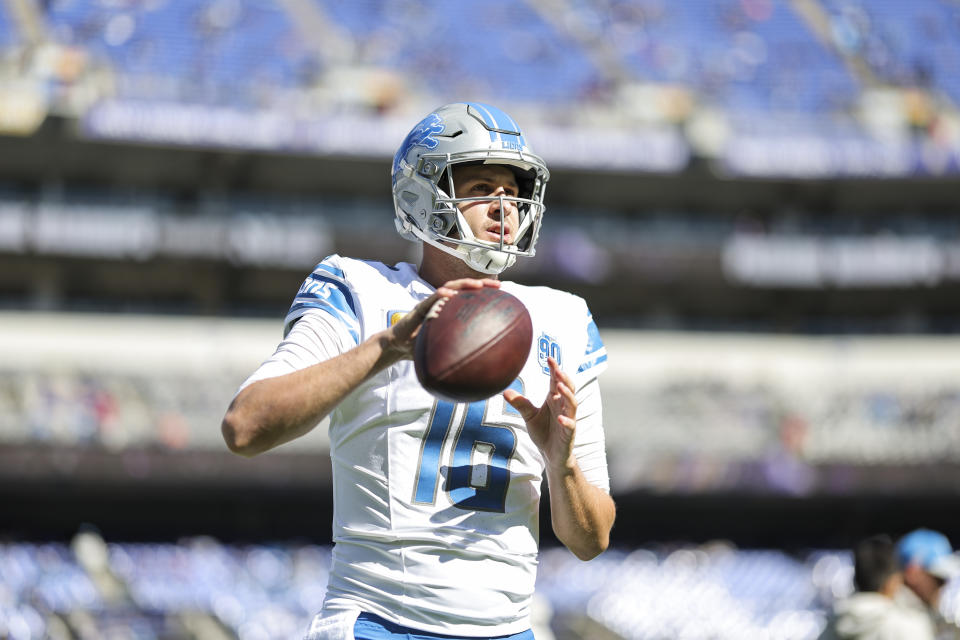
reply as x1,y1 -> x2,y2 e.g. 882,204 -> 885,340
413,379 -> 524,513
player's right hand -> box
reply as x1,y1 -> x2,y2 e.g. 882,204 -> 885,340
386,278 -> 500,360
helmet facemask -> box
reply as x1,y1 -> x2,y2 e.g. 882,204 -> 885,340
424,160 -> 545,272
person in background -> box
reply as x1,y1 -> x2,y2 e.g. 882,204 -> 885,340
896,528 -> 960,639
819,534 -> 935,640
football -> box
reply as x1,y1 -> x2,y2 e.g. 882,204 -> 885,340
414,287 -> 533,403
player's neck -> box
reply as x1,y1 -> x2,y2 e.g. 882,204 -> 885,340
418,245 -> 498,289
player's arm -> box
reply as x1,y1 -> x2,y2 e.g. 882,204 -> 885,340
222,278 -> 498,457
504,358 -> 616,560
222,325 -> 404,457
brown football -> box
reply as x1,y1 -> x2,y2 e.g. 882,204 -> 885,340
414,287 -> 533,403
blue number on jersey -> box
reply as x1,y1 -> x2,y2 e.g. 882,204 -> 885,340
537,332 -> 562,374
413,379 -> 523,512
413,400 -> 457,504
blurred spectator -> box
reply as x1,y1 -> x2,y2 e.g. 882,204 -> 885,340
896,529 -> 960,639
819,534 -> 935,640
760,413 -> 815,496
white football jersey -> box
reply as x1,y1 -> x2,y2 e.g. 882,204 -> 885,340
240,255 -> 609,637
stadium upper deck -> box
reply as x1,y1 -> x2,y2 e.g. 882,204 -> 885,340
25,0 -> 951,110
1,0 -> 957,175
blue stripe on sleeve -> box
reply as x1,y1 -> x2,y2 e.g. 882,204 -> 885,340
578,353 -> 608,374
303,273 -> 358,317
287,294 -> 360,343
285,301 -> 360,345
313,262 -> 345,280
577,315 -> 607,375
585,316 -> 605,355
284,266 -> 360,344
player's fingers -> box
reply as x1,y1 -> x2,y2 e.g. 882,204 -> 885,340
547,358 -> 574,399
556,381 -> 576,406
503,390 -> 538,422
547,386 -> 576,420
547,357 -> 573,387
544,358 -> 577,418
392,292 -> 444,343
441,278 -> 501,291
402,293 -> 441,328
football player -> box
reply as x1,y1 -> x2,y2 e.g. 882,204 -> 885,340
222,102 -> 616,640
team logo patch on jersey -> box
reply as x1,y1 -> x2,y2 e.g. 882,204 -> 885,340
537,332 -> 562,374
387,310 -> 408,327
392,113 -> 444,182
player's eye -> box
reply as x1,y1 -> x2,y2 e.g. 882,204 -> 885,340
464,180 -> 518,198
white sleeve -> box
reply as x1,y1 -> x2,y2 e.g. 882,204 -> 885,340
236,311 -> 355,394
572,376 -> 611,494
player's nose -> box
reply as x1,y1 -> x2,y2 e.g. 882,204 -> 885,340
489,186 -> 517,214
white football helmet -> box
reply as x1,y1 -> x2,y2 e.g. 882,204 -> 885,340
392,102 -> 549,274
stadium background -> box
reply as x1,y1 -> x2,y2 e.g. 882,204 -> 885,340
2,0 -> 960,638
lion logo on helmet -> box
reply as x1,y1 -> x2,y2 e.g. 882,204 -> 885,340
392,113 -> 445,184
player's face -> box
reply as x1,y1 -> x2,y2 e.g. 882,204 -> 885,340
904,564 -> 946,606
452,164 -> 520,246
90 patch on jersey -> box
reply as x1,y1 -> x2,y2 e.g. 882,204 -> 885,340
537,332 -> 562,374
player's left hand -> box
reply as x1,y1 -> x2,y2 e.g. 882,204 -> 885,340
503,357 -> 576,469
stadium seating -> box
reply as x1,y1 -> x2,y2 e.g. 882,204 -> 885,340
0,3 -> 16,48
2,535 -> 958,640
564,0 -> 858,114
5,291 -> 960,472
38,0 -> 597,106
44,0 -> 314,105
821,0 -> 960,103
15,0 -> 949,120
0,0 -> 952,177
314,0 -> 596,103
0,369 -> 238,450
0,536 -> 329,640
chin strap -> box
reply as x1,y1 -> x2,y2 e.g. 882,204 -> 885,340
466,246 -> 515,274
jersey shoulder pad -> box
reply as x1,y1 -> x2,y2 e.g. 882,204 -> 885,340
283,254 -> 361,341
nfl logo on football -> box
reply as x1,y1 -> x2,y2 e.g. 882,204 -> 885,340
537,332 -> 562,374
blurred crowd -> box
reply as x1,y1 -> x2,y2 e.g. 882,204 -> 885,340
3,359 -> 960,496
3,528 -> 960,640
4,188 -> 960,293
608,376 -> 960,492
0,531 -> 329,640
0,0 -> 957,156
0,370 -> 236,451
